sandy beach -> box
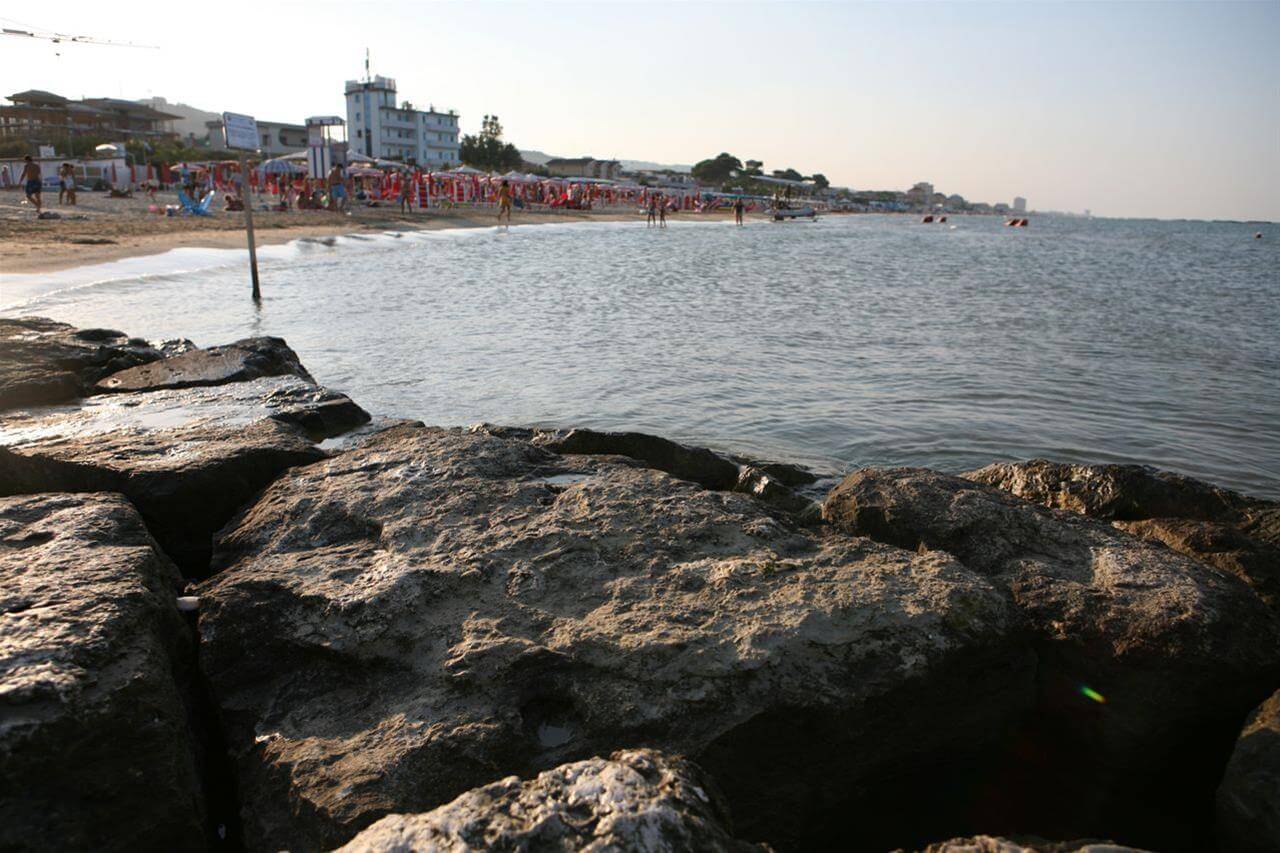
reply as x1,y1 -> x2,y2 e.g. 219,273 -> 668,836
1,188 -> 720,274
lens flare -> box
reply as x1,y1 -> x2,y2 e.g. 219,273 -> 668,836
1080,685 -> 1107,704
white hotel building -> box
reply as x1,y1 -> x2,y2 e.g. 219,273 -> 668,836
343,76 -> 460,167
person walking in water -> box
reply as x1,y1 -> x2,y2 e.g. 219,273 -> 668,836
646,193 -> 658,228
658,193 -> 667,229
733,196 -> 745,226
496,179 -> 513,225
21,156 -> 42,214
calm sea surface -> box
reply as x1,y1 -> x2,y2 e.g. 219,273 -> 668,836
4,214 -> 1278,496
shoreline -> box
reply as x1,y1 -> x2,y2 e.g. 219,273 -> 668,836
0,191 -> 730,274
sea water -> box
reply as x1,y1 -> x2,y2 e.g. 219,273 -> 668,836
3,214 -> 1277,496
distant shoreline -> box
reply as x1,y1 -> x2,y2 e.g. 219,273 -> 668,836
0,190 -> 734,275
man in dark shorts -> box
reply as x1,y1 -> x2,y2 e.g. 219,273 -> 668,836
734,197 -> 745,226
21,156 -> 42,214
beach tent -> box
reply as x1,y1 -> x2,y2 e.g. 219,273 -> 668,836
453,165 -> 484,175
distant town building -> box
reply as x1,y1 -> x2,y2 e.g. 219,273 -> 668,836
545,157 -> 622,180
344,75 -> 459,166
1013,196 -> 1027,213
0,90 -> 179,142
905,181 -> 935,208
205,118 -> 308,156
137,97 -> 220,140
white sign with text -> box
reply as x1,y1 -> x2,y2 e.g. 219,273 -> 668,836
222,112 -> 260,151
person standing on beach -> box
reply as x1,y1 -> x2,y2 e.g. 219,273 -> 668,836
733,197 -> 745,226
496,179 -> 513,225
59,163 -> 77,206
658,194 -> 667,229
646,193 -> 657,227
398,173 -> 413,213
21,156 -> 42,214
327,163 -> 349,212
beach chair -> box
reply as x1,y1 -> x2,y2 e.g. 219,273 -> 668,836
177,188 -> 216,216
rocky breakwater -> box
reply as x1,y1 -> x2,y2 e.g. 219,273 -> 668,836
0,318 -> 369,849
823,467 -> 1280,851
2,315 -> 1278,853
199,423 -> 1034,851
0,328 -> 368,574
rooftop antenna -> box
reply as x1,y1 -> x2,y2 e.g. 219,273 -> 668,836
365,48 -> 371,82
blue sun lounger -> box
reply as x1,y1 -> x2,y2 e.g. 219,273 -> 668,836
177,188 -> 216,216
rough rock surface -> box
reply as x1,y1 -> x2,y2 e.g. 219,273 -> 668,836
0,492 -> 204,850
823,467 -> 1280,850
914,837 -> 1147,853
537,427 -> 743,490
0,418 -> 326,575
200,425 -> 1035,851
335,749 -> 762,853
0,317 -> 165,409
1217,690 -> 1280,853
0,374 -> 369,447
965,460 -> 1279,608
94,335 -> 315,393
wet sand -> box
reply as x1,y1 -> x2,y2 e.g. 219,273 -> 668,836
1,189 -> 722,274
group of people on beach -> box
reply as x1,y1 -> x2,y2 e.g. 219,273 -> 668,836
18,156 -> 79,214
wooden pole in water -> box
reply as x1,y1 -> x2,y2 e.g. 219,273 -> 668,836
238,149 -> 261,301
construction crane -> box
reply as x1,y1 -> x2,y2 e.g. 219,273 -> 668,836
1,21 -> 158,50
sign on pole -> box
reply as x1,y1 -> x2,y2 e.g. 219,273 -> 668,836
222,112 -> 262,301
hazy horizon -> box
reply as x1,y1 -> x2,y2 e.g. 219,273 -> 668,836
2,0 -> 1277,221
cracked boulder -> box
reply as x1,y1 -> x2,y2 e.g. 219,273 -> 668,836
824,467 -> 1280,851
1217,690 -> 1280,853
0,317 -> 166,409
200,424 -> 1034,851
94,336 -> 315,393
965,460 -> 1279,609
335,749 -> 763,852
0,493 -> 204,850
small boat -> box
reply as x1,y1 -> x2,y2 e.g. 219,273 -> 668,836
772,205 -> 817,222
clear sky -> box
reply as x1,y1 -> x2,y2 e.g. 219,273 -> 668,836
3,1 -> 1277,220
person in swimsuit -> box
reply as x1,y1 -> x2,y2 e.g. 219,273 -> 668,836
327,163 -> 349,212
21,156 -> 42,214
734,197 -> 745,226
646,194 -> 657,227
658,193 -> 667,228
496,179 -> 513,224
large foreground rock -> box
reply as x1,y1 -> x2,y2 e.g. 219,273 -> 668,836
824,468 -> 1280,850
200,425 -> 1035,851
336,749 -> 762,852
0,316 -> 166,409
965,460 -> 1279,609
95,336 -> 315,393
0,493 -> 204,849
1216,690 -> 1280,853
0,375 -> 368,574
0,418 -> 325,576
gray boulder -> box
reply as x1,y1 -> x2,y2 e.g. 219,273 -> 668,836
0,317 -> 165,409
1217,690 -> 1280,853
0,492 -> 205,850
965,460 -> 1278,608
823,467 -> 1280,850
94,335 -> 315,393
334,749 -> 763,852
536,427 -> 742,489
0,374 -> 368,574
200,425 -> 1034,851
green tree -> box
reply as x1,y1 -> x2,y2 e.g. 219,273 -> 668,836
771,167 -> 804,182
742,159 -> 764,176
460,114 -> 524,172
690,152 -> 743,185
810,173 -> 829,190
